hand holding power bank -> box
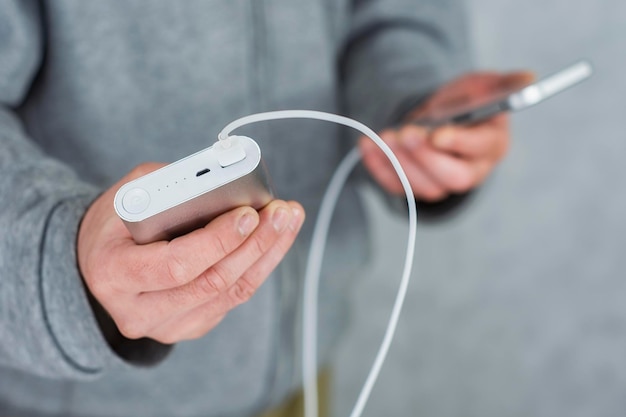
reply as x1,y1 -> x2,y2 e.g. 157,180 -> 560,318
114,135 -> 274,244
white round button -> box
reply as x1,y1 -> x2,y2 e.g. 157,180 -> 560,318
122,188 -> 150,214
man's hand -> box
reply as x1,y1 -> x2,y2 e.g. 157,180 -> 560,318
359,71 -> 533,202
77,163 -> 305,344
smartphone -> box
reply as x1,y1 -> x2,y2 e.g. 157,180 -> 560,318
114,136 -> 274,244
412,60 -> 593,127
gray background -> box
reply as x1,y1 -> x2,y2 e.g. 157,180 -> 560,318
334,1 -> 626,417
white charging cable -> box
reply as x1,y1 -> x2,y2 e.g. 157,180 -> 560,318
218,110 -> 418,417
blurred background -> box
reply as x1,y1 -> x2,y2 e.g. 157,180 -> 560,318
334,1 -> 626,416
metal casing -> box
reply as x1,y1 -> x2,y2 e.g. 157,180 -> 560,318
114,136 -> 274,244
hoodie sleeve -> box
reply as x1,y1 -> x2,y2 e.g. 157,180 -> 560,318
0,0 -> 167,380
339,0 -> 475,218
340,0 -> 472,130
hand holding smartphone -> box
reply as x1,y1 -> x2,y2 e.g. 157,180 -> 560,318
412,60 -> 593,127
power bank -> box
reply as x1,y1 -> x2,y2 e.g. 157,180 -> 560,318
114,135 -> 274,244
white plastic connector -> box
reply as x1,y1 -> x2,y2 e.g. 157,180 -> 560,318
213,135 -> 247,167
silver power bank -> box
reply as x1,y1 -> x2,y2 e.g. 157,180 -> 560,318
114,136 -> 274,244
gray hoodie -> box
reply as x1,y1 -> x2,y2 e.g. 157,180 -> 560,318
0,0 -> 468,415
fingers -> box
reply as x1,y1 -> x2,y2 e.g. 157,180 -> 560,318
136,201 -> 304,324
398,122 -> 500,194
112,206 -> 260,293
80,159 -> 308,343
232,201 -> 304,293
360,131 -> 448,200
410,145 -> 490,195
359,132 -> 406,195
149,310 -> 228,344
147,203 -> 304,342
359,121 -> 503,201
429,114 -> 510,160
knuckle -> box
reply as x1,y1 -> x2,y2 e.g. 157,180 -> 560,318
116,316 -> 146,340
165,248 -> 189,287
448,171 -> 476,193
185,330 -> 206,341
273,233 -> 297,256
421,188 -> 447,203
211,232 -> 230,258
155,313 -> 227,343
87,277 -> 110,300
228,278 -> 257,306
380,130 -> 397,143
187,318 -> 222,340
122,259 -> 151,286
90,263 -> 132,298
180,319 -> 224,342
198,267 -> 230,295
155,332 -> 179,345
247,233 -> 269,259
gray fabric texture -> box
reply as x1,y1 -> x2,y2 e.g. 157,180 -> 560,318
0,1 -> 469,415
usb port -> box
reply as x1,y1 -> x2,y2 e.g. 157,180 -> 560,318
196,168 -> 210,177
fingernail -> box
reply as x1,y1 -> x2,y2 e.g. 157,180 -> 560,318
238,212 -> 257,236
272,207 -> 290,232
289,207 -> 303,232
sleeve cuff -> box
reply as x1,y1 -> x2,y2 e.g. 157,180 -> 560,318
85,287 -> 173,366
40,194 -> 171,375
